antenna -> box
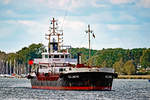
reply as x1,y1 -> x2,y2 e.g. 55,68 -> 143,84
85,25 -> 95,66
45,18 -> 63,53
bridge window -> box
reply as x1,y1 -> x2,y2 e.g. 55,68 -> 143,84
65,55 -> 68,58
59,68 -> 63,72
45,55 -> 48,58
54,55 -> 59,58
61,55 -> 64,58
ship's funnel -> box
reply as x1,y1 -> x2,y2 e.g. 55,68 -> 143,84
77,53 -> 82,64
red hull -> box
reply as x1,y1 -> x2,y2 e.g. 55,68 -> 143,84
32,86 -> 112,90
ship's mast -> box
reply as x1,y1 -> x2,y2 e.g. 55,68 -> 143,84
85,25 -> 94,66
45,18 -> 63,53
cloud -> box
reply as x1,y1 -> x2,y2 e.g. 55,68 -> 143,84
2,0 -> 11,4
63,19 -> 85,30
16,19 -> 48,39
0,19 -> 48,50
58,18 -> 87,47
136,0 -> 150,8
107,24 -> 121,30
0,27 -> 12,38
0,20 -> 18,38
76,11 -> 137,24
109,0 -> 150,8
91,0 -> 109,8
1,9 -> 30,19
107,24 -> 140,31
0,0 -> 150,52
31,0 -> 87,11
18,20 -> 37,27
109,0 -> 135,4
31,0 -> 109,11
8,18 -> 86,50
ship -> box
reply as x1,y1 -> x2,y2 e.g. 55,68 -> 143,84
27,18 -> 118,90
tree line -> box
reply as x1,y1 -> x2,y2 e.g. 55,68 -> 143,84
0,43 -> 150,75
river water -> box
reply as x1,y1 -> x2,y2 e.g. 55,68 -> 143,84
0,78 -> 150,100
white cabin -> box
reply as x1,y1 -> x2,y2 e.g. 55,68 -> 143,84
34,52 -> 77,66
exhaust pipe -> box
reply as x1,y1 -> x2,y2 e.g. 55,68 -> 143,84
77,53 -> 81,64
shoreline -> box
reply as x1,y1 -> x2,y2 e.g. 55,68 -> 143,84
1,75 -> 150,79
118,75 -> 150,79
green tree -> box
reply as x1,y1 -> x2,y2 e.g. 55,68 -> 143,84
101,60 -> 107,67
123,60 -> 136,75
131,48 -> 144,66
16,43 -> 45,64
0,50 -> 7,60
113,58 -> 124,74
140,49 -> 150,68
1,45 -> 150,72
7,53 -> 17,65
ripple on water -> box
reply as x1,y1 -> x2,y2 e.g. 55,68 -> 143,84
0,78 -> 150,100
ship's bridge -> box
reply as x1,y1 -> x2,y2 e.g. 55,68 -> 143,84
34,18 -> 77,66
34,52 -> 77,65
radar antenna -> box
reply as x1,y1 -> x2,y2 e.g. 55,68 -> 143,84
45,18 -> 63,53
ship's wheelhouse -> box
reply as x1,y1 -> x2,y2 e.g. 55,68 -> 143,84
42,52 -> 71,59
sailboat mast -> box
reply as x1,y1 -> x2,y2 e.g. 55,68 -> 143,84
14,59 -> 15,74
10,60 -> 11,75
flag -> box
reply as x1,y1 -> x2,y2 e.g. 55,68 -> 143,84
93,33 -> 95,38
28,60 -> 33,65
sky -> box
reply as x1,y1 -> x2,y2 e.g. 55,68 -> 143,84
0,0 -> 150,53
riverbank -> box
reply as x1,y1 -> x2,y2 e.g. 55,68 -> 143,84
118,75 -> 150,79
0,74 -> 26,78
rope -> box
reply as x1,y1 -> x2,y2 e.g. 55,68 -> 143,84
60,1 -> 70,30
61,8 -> 68,30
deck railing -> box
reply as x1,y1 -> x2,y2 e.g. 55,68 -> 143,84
34,58 -> 77,65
